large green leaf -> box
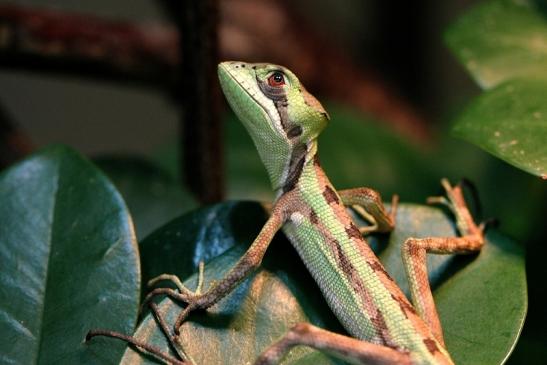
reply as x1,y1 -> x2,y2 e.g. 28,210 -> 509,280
0,146 -> 140,364
452,79 -> 547,178
445,0 -> 547,90
95,156 -> 197,239
121,201 -> 526,365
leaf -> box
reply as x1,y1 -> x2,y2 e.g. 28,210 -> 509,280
452,79 -> 547,178
137,202 -> 267,289
445,0 -> 547,89
121,201 -> 526,365
95,156 -> 197,239
0,146 -> 141,365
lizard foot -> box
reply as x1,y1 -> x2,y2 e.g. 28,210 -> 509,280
426,178 -> 485,237
144,261 -> 208,334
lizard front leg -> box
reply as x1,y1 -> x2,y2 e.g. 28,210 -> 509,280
338,188 -> 398,234
145,198 -> 288,332
255,323 -> 411,365
401,179 -> 485,346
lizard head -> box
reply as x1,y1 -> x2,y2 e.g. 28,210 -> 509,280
218,61 -> 329,190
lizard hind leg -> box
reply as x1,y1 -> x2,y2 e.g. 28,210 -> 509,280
254,323 -> 411,365
401,179 -> 485,347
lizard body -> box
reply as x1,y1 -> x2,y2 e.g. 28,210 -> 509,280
88,61 -> 485,365
217,62 -> 455,365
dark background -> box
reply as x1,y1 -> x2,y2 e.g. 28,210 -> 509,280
0,0 -> 479,155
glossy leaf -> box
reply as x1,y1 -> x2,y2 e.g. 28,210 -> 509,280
121,201 -> 526,365
445,0 -> 547,89
95,156 -> 197,239
0,146 -> 140,365
452,79 -> 547,178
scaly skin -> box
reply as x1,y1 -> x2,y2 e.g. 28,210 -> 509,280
88,62 -> 485,365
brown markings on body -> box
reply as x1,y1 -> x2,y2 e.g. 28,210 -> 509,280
274,100 -> 291,131
370,308 -> 396,347
283,143 -> 307,193
309,209 -> 319,225
423,338 -> 440,354
311,167 -> 382,322
323,185 -> 340,204
367,260 -> 396,283
390,293 -> 418,319
287,125 -> 303,138
313,154 -> 321,166
332,239 -> 359,283
346,222 -> 362,240
326,237 -> 376,318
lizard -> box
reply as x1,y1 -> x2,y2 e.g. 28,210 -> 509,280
87,61 -> 485,365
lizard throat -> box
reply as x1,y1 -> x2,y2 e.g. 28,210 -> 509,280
278,141 -> 319,195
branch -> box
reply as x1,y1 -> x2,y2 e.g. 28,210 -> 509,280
0,4 -> 179,89
178,0 -> 224,203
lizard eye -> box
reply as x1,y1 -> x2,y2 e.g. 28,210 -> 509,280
268,72 -> 286,87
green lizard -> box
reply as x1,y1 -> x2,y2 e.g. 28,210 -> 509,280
88,62 -> 485,365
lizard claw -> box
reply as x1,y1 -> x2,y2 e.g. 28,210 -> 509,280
142,261 -> 209,330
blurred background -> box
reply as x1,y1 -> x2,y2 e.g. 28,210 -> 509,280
0,0 -> 480,156
0,0 -> 545,364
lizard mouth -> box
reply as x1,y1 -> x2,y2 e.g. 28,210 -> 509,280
218,63 -> 267,112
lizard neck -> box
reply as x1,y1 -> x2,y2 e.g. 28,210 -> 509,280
274,139 -> 319,198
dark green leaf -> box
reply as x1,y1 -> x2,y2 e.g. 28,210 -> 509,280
95,156 -> 197,239
452,79 -> 547,178
0,146 -> 140,365
121,201 -> 525,365
445,0 -> 547,89
138,202 -> 267,288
